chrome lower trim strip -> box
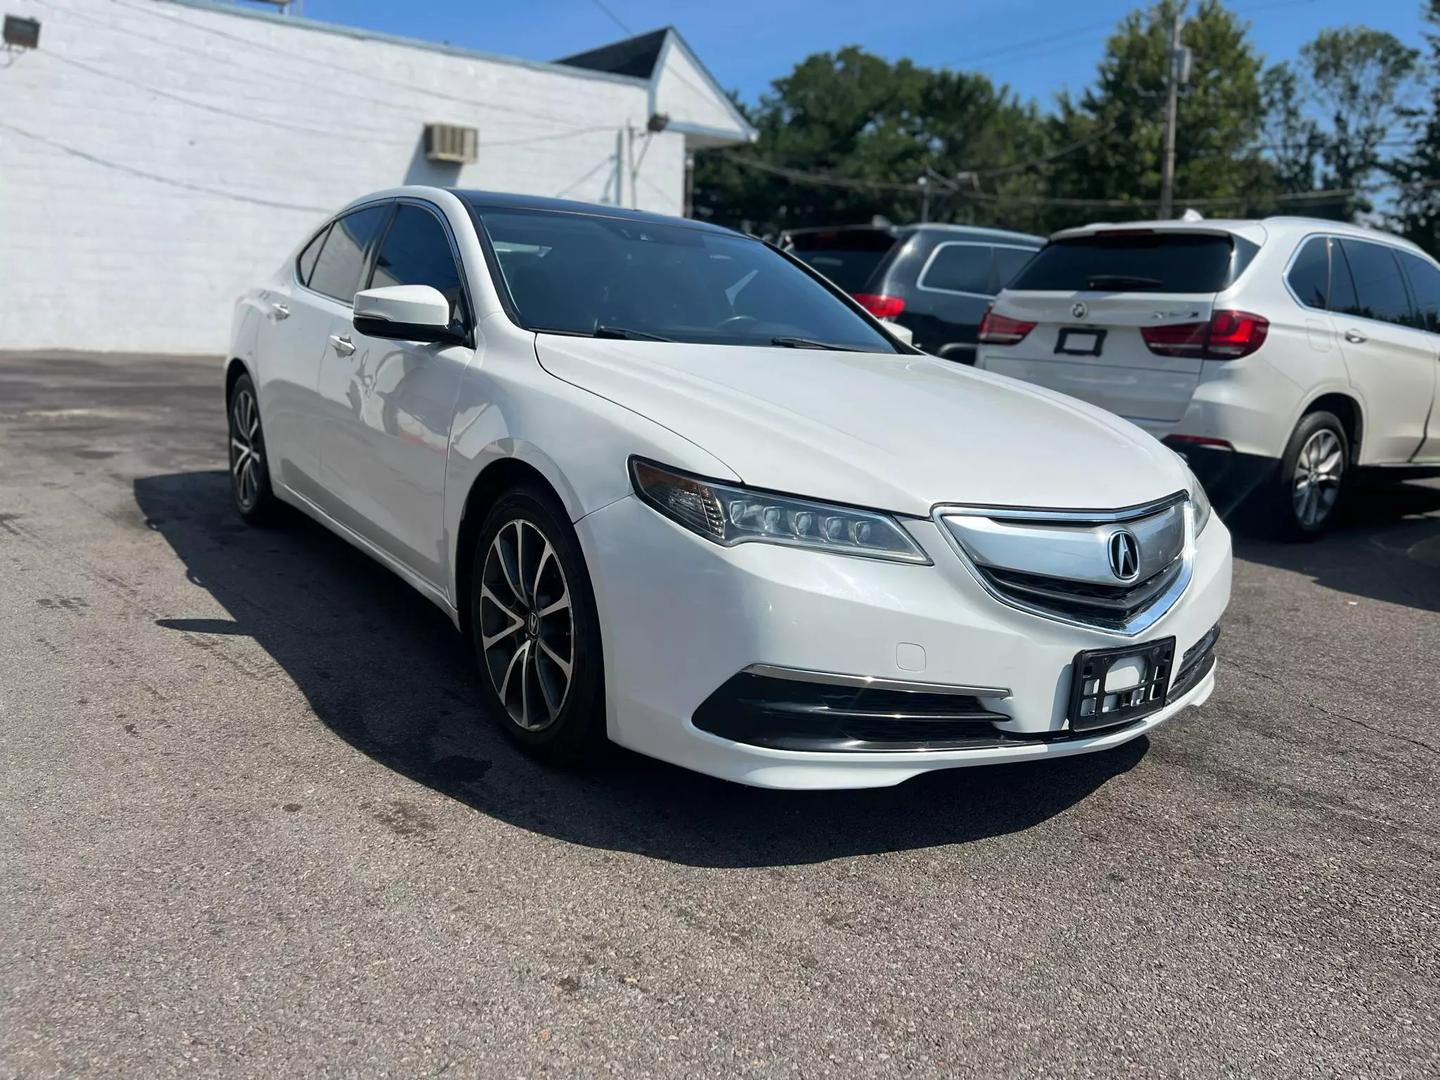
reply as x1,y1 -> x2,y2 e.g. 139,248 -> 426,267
742,663 -> 1011,699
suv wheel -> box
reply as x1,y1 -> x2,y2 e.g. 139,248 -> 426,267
1274,411 -> 1347,539
469,487 -> 605,762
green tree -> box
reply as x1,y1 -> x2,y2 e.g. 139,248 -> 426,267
1393,3 -> 1440,252
691,47 -> 1049,235
1044,1 -> 1275,221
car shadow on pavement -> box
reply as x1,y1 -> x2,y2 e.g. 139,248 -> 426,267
1232,480 -> 1440,614
135,470 -> 1146,869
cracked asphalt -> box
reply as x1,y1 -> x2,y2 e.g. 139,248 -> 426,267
1,351 -> 1437,1078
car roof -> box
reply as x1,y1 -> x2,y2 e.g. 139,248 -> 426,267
338,186 -> 745,237
1051,216 -> 1429,257
784,222 -> 1044,246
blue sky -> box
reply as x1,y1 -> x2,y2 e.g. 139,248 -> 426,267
271,0 -> 1427,109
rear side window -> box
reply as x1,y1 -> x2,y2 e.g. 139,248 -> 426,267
1399,251 -> 1440,333
308,204 -> 391,304
1336,240 -> 1413,327
993,246 -> 1037,290
296,224 -> 330,286
786,230 -> 897,292
1286,236 -> 1330,309
369,204 -> 467,323
1010,233 -> 1257,293
919,243 -> 992,295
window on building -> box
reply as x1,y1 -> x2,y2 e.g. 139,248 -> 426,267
308,204 -> 390,304
296,224 -> 330,287
1399,251 -> 1440,333
920,244 -> 993,295
1336,239 -> 1414,326
369,204 -> 467,323
1286,236 -> 1330,309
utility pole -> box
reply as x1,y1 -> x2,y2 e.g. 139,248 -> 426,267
1159,3 -> 1183,220
918,176 -> 930,223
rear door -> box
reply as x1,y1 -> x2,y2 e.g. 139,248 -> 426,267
978,230 -> 1248,425
1330,239 -> 1436,464
1392,250 -> 1440,463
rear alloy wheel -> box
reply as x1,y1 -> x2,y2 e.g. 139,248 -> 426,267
1275,411 -> 1347,539
470,488 -> 604,761
227,373 -> 280,524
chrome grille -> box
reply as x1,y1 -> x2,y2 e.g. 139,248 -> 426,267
936,493 -> 1194,635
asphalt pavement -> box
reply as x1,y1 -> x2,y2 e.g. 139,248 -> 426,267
1,351 -> 1437,1078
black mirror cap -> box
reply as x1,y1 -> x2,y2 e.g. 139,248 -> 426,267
352,313 -> 469,347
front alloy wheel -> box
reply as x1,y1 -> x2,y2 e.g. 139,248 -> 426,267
469,487 -> 604,761
479,519 -> 574,731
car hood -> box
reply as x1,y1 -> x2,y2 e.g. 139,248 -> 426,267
535,336 -> 1192,516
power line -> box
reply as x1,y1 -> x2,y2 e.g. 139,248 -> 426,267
589,0 -> 633,36
0,120 -> 331,212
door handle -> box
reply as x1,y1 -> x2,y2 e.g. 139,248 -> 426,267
270,301 -> 290,320
1344,328 -> 1367,344
328,333 -> 356,356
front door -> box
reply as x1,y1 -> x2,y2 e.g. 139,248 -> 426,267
316,201 -> 474,587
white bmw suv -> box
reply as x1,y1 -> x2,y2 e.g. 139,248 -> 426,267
976,218 -> 1440,538
229,187 -> 1230,789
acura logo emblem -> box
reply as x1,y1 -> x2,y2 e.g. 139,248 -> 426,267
1108,529 -> 1140,581
1071,302 -> 1088,319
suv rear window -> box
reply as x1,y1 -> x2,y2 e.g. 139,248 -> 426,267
786,229 -> 897,292
1010,232 -> 1259,293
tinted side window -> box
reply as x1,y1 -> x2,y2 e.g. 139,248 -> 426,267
1399,252 -> 1440,333
921,244 -> 993,294
1286,236 -> 1330,309
309,204 -> 390,304
370,204 -> 466,322
1337,239 -> 1413,326
993,246 -> 1037,291
296,224 -> 330,286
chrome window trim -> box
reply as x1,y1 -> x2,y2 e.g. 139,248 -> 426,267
916,240 -> 1039,300
742,663 -> 1011,699
930,492 -> 1197,638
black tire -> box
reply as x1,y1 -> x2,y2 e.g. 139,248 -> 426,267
227,373 -> 282,525
1270,410 -> 1348,540
469,486 -> 605,763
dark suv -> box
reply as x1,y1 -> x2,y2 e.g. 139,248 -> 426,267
783,223 -> 1044,363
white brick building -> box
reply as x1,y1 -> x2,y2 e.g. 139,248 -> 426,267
0,0 -> 753,354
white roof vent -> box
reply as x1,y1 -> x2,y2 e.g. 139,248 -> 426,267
425,124 -> 478,165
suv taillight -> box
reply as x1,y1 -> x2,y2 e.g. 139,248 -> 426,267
853,292 -> 906,319
1141,309 -> 1269,360
977,307 -> 1036,345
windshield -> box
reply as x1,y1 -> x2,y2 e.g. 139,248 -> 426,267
1010,232 -> 1258,293
474,209 -> 898,352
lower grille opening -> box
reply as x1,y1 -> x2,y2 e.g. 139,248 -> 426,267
1171,624 -> 1220,699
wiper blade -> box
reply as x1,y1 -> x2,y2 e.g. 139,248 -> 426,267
770,336 -> 852,351
1084,274 -> 1163,290
594,325 -> 673,342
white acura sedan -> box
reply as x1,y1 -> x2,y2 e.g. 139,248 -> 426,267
228,187 -> 1231,789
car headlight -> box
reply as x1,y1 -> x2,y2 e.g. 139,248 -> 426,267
1177,457 -> 1213,535
630,458 -> 930,564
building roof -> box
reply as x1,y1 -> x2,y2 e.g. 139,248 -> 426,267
555,28 -> 670,80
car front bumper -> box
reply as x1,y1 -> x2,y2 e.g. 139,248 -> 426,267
576,495 -> 1232,789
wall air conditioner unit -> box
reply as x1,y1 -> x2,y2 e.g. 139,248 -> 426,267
424,124 -> 478,165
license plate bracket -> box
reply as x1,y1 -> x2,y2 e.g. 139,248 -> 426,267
1055,327 -> 1106,356
1067,637 -> 1175,732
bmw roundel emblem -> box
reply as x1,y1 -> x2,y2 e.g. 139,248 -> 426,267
1108,529 -> 1141,581
1072,301 -> 1088,320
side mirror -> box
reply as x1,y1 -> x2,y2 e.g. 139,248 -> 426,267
353,285 -> 466,346
882,320 -> 915,348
